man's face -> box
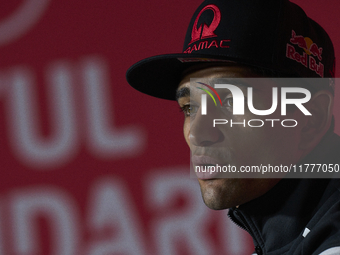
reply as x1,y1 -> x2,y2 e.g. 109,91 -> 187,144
177,64 -> 306,209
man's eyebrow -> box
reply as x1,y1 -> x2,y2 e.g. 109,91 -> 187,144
175,80 -> 256,101
176,87 -> 190,101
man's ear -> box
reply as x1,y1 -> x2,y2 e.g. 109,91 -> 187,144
299,90 -> 334,150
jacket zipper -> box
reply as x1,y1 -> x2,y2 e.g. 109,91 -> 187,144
228,208 -> 263,255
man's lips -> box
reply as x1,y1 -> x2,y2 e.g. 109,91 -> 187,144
191,155 -> 225,165
191,155 -> 228,180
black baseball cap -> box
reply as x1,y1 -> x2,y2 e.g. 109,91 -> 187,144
126,0 -> 335,100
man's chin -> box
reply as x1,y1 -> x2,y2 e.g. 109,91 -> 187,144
202,197 -> 230,210
198,178 -> 239,210
198,177 -> 282,210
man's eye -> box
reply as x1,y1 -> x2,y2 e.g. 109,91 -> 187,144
224,97 -> 233,107
179,105 -> 198,117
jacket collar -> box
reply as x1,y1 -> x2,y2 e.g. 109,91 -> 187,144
228,131 -> 340,253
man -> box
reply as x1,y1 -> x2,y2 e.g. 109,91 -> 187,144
126,0 -> 340,254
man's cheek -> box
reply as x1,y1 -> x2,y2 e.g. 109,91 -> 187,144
183,122 -> 190,147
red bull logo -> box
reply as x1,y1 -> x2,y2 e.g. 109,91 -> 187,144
290,30 -> 323,61
286,30 -> 324,77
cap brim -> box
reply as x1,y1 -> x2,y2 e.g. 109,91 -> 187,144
126,53 -> 239,100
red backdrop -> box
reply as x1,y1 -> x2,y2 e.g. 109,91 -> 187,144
0,1 -> 338,254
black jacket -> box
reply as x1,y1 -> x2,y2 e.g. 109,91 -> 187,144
228,131 -> 340,255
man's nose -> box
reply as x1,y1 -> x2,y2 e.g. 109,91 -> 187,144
189,107 -> 223,147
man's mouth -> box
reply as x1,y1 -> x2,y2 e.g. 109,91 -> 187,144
191,155 -> 224,165
191,155 -> 228,180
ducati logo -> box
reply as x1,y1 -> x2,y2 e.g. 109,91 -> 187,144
189,4 -> 221,44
